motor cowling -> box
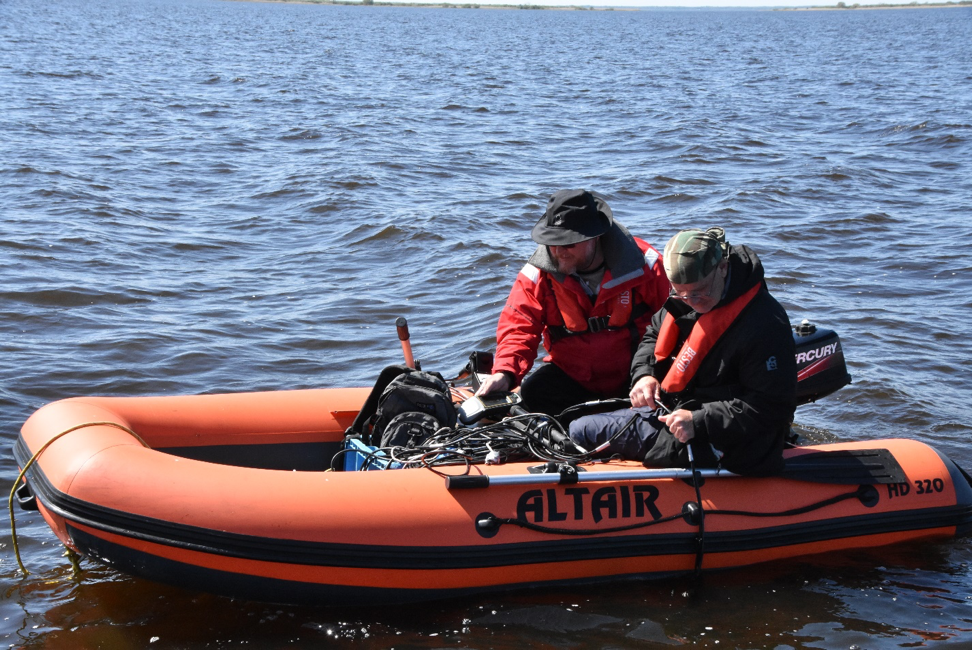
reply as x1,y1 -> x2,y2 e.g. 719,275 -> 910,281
794,320 -> 852,405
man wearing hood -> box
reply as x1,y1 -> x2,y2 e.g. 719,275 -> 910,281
476,189 -> 670,416
570,227 -> 797,476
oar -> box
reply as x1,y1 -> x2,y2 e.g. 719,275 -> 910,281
445,448 -> 907,490
446,466 -> 736,489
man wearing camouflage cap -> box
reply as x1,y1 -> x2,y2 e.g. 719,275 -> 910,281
570,227 -> 796,476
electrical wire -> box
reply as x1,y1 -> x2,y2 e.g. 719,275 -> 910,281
353,412 -> 591,471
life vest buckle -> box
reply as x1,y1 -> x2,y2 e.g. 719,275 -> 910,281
587,315 -> 610,333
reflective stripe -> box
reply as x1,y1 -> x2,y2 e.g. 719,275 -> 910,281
602,268 -> 643,290
519,263 -> 540,284
644,248 -> 660,270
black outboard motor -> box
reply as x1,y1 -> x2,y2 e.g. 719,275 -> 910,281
793,320 -> 852,405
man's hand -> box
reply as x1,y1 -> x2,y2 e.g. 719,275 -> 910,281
659,409 -> 695,443
629,375 -> 661,409
475,371 -> 512,396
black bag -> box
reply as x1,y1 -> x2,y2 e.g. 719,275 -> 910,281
373,370 -> 457,447
379,411 -> 441,448
348,365 -> 457,448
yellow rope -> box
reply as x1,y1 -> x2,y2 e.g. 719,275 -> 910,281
64,546 -> 82,579
8,421 -> 149,577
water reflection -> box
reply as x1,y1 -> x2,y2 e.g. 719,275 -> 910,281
3,538 -> 970,648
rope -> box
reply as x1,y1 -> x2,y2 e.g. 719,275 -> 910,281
8,421 -> 149,577
487,511 -> 686,536
706,486 -> 869,518
488,486 -> 872,537
687,444 -> 705,577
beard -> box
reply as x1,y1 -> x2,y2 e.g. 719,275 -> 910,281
555,259 -> 579,275
552,243 -> 597,276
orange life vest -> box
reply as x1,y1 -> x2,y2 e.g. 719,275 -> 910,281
654,283 -> 761,393
547,275 -> 634,334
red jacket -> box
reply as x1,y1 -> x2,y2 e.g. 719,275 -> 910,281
493,224 -> 669,396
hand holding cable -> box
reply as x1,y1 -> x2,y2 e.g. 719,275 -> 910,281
659,408 -> 695,444
629,375 -> 661,409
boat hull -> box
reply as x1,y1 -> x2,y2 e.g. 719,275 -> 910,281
15,389 -> 972,605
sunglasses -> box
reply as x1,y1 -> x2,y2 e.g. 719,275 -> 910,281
669,270 -> 720,302
548,242 -> 583,251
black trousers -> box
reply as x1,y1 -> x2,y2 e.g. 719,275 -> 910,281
519,363 -> 622,417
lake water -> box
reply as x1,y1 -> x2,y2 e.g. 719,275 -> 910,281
2,0 -> 971,646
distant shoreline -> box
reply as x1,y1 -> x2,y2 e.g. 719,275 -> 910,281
228,0 -> 970,9
781,1 -> 969,10
228,0 -> 627,9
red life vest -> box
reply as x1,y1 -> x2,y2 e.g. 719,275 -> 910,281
547,275 -> 634,334
654,283 -> 761,393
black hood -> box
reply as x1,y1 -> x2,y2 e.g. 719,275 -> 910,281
721,244 -> 765,303
527,220 -> 647,282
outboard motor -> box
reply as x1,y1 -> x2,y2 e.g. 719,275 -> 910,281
793,320 -> 852,405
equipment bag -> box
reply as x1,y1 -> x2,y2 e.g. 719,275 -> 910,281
348,365 -> 457,448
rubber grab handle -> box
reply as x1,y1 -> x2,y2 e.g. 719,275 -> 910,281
445,475 -> 490,490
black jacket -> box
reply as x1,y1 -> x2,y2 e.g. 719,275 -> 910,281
630,245 -> 796,476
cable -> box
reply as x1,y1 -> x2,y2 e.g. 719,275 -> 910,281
366,413 -> 575,470
348,400 -> 679,476
687,444 -> 705,576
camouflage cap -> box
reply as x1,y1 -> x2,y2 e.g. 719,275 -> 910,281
663,227 -> 727,284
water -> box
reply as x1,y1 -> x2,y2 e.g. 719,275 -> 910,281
2,0 -> 971,646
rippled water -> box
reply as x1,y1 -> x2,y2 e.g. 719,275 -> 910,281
2,0 -> 971,647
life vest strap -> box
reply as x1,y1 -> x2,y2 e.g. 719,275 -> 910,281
547,316 -> 612,341
657,283 -> 761,394
547,303 -> 653,341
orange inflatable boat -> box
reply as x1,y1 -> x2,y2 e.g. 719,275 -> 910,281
13,385 -> 972,606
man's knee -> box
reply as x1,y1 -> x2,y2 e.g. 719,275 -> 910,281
519,372 -> 557,415
520,365 -> 590,416
568,408 -> 662,460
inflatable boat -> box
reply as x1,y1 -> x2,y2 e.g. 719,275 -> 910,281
11,324 -> 972,605
13,385 -> 972,606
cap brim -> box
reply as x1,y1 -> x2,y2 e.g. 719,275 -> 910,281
530,214 -> 611,246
